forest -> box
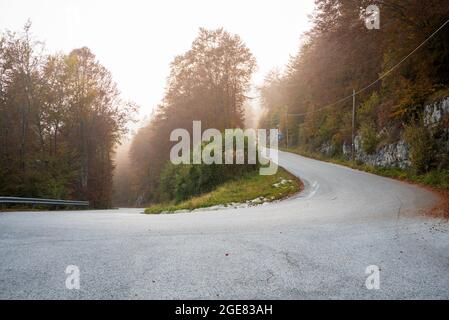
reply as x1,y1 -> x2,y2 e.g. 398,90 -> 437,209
121,28 -> 258,206
0,22 -> 136,208
258,0 -> 449,173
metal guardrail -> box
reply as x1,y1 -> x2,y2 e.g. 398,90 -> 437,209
0,197 -> 89,206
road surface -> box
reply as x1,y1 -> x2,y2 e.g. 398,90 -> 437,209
1,151 -> 448,299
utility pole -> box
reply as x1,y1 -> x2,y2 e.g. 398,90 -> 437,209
351,89 -> 356,165
285,106 -> 289,149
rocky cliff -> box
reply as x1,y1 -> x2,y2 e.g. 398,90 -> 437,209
330,96 -> 449,169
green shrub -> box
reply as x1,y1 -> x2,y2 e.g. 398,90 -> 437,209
403,122 -> 436,174
158,132 -> 260,203
358,92 -> 380,124
330,133 -> 343,157
359,122 -> 379,154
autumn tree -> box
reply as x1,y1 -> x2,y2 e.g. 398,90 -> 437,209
128,28 -> 256,205
0,23 -> 136,208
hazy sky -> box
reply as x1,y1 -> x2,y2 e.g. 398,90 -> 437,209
0,0 -> 315,120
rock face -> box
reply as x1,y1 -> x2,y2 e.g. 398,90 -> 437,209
354,136 -> 411,169
424,96 -> 449,127
320,96 -> 449,169
424,96 -> 449,159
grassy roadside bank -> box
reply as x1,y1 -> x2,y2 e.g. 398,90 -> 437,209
145,167 -> 302,214
282,147 -> 449,191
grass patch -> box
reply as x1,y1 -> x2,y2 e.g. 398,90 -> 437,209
282,147 -> 449,191
145,167 -> 302,214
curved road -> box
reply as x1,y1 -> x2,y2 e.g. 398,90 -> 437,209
1,151 -> 448,299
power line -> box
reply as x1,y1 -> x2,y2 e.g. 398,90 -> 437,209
287,18 -> 449,117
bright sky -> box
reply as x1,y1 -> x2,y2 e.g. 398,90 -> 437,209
0,0 -> 315,121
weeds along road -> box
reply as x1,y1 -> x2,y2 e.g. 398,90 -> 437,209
0,150 -> 448,299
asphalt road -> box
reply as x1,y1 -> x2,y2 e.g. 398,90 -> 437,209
1,151 -> 448,299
